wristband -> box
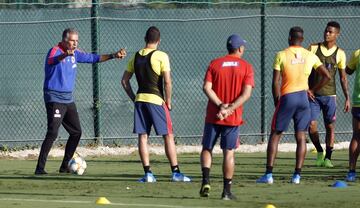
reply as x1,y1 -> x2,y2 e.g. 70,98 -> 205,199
218,103 -> 223,108
109,54 -> 116,59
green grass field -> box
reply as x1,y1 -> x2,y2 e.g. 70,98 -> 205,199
0,150 -> 359,208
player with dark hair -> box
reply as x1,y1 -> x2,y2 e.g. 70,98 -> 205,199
256,26 -> 330,184
345,49 -> 360,182
34,28 -> 126,175
199,34 -> 254,200
121,26 -> 191,183
308,21 -> 350,168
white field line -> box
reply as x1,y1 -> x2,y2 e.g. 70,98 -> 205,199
0,198 -> 91,204
0,197 -> 210,208
0,142 -> 351,159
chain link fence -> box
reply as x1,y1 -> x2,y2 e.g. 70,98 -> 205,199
1,0 -> 359,147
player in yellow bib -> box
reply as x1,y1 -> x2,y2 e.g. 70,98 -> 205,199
126,48 -> 170,105
122,26 -> 191,183
308,21 -> 350,168
345,49 -> 360,182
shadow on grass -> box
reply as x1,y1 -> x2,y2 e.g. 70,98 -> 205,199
0,191 -> 89,197
0,174 -> 141,182
138,195 -> 199,200
87,159 -> 211,166
0,173 -> 206,182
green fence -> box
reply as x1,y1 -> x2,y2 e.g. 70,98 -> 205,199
1,1 -> 360,146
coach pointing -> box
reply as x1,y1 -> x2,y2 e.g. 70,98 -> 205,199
35,28 -> 126,175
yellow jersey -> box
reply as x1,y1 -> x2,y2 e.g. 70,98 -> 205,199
273,46 -> 323,96
309,43 -> 346,70
127,48 -> 170,105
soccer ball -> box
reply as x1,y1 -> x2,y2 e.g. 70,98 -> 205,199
68,155 -> 87,175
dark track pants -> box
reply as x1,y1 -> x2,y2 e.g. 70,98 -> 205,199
35,102 -> 82,171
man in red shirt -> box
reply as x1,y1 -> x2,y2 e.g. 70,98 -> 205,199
200,34 -> 255,200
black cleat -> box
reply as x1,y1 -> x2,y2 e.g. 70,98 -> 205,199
34,169 -> 48,175
199,183 -> 211,197
59,167 -> 71,173
221,191 -> 237,200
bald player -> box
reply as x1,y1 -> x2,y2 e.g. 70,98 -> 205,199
256,26 -> 330,184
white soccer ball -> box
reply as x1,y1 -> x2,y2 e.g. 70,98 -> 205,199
68,155 -> 87,175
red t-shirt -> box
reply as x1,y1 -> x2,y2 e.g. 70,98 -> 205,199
204,55 -> 255,126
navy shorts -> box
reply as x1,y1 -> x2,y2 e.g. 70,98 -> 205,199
202,123 -> 240,150
133,102 -> 173,135
271,91 -> 310,132
352,107 -> 360,120
309,95 -> 336,124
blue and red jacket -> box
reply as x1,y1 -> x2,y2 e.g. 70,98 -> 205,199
43,43 -> 100,103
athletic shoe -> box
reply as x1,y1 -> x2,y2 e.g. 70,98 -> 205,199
138,172 -> 157,183
221,191 -> 237,200
199,183 -> 211,197
291,173 -> 301,184
171,172 -> 191,182
256,173 -> 273,184
59,167 -> 71,173
34,169 -> 48,175
315,152 -> 325,167
346,172 -> 356,182
323,159 -> 334,168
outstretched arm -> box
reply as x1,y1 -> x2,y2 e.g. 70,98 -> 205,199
121,71 -> 136,102
99,48 -> 127,62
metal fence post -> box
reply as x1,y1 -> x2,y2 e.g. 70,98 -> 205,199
91,0 -> 102,144
260,0 -> 267,143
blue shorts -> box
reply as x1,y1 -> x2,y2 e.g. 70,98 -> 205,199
352,107 -> 360,120
309,95 -> 336,124
202,123 -> 240,150
271,91 -> 310,132
133,102 -> 173,135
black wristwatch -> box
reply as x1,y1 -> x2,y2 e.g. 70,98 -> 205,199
109,53 -> 116,59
